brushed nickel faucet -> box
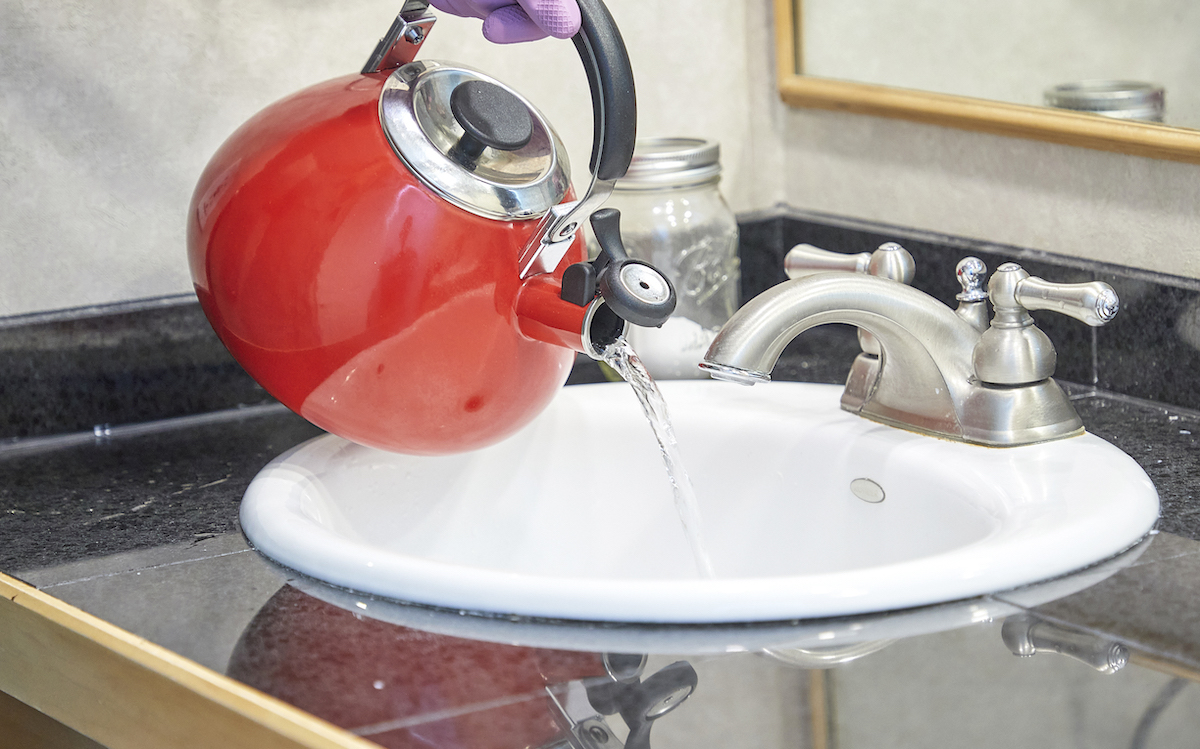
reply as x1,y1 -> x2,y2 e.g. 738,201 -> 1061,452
700,243 -> 1119,447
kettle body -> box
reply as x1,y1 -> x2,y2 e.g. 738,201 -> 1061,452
187,0 -> 674,455
188,72 -> 581,454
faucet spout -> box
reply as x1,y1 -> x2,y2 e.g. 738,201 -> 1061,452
702,273 -> 982,438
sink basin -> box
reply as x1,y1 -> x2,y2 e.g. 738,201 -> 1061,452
241,381 -> 1159,623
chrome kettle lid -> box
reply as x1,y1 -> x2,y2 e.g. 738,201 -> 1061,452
380,60 -> 572,220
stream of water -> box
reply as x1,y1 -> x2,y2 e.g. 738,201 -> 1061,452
600,338 -> 717,579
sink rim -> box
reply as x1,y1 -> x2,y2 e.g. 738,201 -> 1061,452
251,534 -> 1154,655
241,381 -> 1160,623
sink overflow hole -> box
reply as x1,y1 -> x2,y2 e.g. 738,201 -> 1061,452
850,478 -> 885,503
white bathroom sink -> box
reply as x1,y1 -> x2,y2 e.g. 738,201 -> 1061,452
241,381 -> 1159,623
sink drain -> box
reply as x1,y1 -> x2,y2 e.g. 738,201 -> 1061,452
850,478 -> 885,503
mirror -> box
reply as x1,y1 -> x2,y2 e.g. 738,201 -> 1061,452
776,0 -> 1200,164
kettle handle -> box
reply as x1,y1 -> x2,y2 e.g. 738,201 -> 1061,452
517,0 -> 643,279
573,0 -> 637,182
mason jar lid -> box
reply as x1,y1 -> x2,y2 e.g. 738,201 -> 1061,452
1044,81 -> 1165,122
615,137 -> 722,190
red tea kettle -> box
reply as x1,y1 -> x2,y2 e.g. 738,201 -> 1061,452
187,0 -> 675,454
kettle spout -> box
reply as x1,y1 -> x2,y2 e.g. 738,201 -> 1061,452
517,208 -> 676,358
515,274 -> 627,357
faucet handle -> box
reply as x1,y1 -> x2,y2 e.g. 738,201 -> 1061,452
785,242 -> 915,283
975,263 -> 1120,385
988,262 -> 1119,327
955,257 -> 990,332
866,242 -> 916,284
785,244 -> 870,277
1015,275 -> 1120,327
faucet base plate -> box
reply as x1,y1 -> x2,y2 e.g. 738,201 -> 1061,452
959,378 -> 1085,446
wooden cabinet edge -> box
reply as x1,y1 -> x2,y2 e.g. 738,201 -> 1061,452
0,571 -> 379,749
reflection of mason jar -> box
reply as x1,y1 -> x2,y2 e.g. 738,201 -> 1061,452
1044,80 -> 1165,122
608,138 -> 740,379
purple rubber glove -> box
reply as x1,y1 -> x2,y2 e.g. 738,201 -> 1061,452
429,0 -> 581,43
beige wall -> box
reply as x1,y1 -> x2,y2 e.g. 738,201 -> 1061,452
3,0 -> 1199,317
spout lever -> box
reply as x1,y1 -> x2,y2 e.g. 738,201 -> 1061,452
586,660 -> 698,749
587,208 -> 676,327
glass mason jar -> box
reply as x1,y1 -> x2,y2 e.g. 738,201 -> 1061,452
607,138 -> 740,379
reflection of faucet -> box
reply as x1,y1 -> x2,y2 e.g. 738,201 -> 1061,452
546,654 -> 698,749
1001,614 -> 1128,673
700,244 -> 1120,446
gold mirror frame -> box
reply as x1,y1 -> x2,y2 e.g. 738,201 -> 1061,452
775,0 -> 1200,164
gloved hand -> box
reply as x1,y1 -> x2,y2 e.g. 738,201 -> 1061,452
429,0 -> 581,44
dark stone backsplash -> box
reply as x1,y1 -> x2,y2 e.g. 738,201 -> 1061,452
0,296 -> 269,442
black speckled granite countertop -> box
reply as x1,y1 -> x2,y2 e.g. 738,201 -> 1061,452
0,404 -> 321,572
1069,392 -> 1200,539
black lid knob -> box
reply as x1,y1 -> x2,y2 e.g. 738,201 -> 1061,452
449,80 -> 534,166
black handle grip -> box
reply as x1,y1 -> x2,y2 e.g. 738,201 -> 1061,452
572,0 -> 637,182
